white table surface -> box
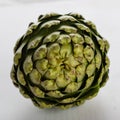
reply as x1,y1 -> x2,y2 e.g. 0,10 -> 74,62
0,0 -> 120,120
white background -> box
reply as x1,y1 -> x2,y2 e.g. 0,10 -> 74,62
0,0 -> 120,120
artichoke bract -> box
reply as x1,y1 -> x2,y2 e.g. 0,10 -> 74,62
11,13 -> 110,109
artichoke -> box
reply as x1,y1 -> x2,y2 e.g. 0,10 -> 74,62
10,13 -> 110,109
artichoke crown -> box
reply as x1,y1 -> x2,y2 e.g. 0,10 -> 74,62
11,13 -> 110,109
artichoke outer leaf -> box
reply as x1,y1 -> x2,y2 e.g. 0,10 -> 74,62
100,71 -> 109,87
19,86 -> 30,98
23,55 -> 33,75
83,45 -> 94,63
58,104 -> 74,110
95,50 -> 102,69
105,56 -> 110,72
29,69 -> 41,85
84,35 -> 95,49
69,13 -> 85,20
70,33 -> 84,44
47,90 -> 64,98
86,60 -> 96,77
60,97 -> 77,104
73,44 -> 84,58
57,34 -> 71,45
80,87 -> 99,100
17,67 -> 26,86
82,75 -> 95,90
58,25 -> 77,33
40,20 -> 60,29
14,42 -> 26,66
10,65 -> 18,86
76,64 -> 86,82
33,45 -> 47,61
65,82 -> 82,93
43,32 -> 60,44
41,80 -> 58,91
38,13 -> 61,21
36,59 -> 48,74
35,100 -> 55,109
27,37 -> 42,50
75,23 -> 91,33
58,15 -> 77,22
29,86 -> 45,98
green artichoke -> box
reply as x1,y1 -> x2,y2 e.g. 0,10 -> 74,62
10,13 -> 110,109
